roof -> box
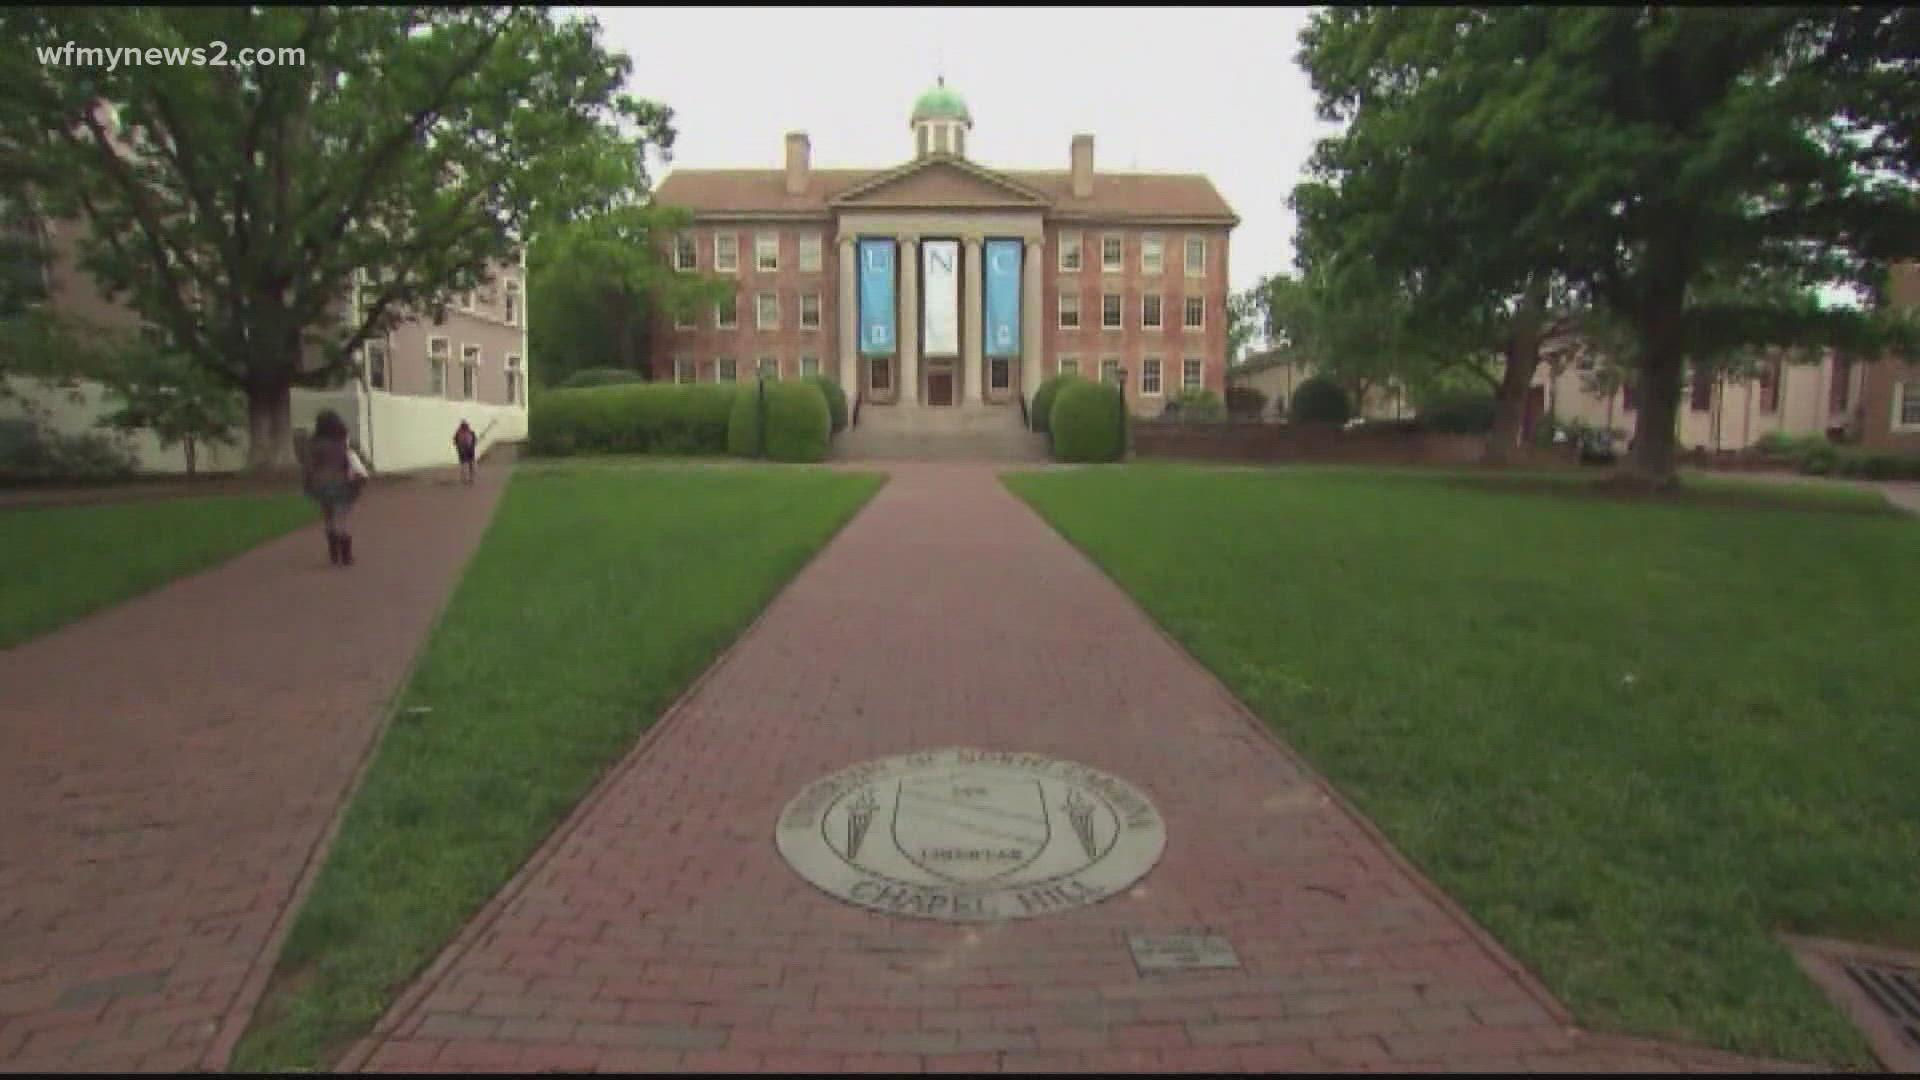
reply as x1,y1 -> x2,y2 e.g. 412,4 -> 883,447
652,160 -> 1239,225
910,79 -> 971,126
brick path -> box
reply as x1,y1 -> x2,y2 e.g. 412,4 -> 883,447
345,463 -> 1816,1074
0,461 -> 508,1073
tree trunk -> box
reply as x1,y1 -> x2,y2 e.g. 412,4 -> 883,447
184,437 -> 197,479
1483,337 -> 1541,466
244,381 -> 295,473
1619,310 -> 1686,491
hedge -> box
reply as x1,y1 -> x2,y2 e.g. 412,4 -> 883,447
1031,373 -> 1081,436
1224,385 -> 1268,419
803,375 -> 848,433
727,378 -> 832,462
1289,375 -> 1352,425
1051,378 -> 1127,463
559,367 -> 647,389
1162,388 -> 1226,422
1416,388 -> 1498,434
527,382 -> 740,457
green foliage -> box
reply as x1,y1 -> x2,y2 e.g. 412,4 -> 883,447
1161,388 -> 1226,422
1050,378 -> 1127,463
559,367 -> 647,389
804,374 -> 848,434
1031,372 -> 1080,436
1755,431 -> 1831,458
1826,450 -> 1920,481
1225,385 -> 1269,420
96,344 -> 245,475
1289,375 -> 1353,425
527,382 -> 739,457
1415,387 -> 1498,435
726,381 -> 762,458
763,381 -> 831,463
0,418 -> 136,483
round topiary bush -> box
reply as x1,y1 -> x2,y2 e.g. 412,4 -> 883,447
1224,385 -> 1268,420
1051,378 -> 1127,463
1031,373 -> 1081,436
560,367 -> 646,389
803,375 -> 848,434
765,380 -> 832,462
1289,375 -> 1352,425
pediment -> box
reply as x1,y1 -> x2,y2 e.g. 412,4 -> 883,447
830,157 -> 1051,210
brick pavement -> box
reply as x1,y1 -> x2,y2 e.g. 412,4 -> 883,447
344,463 -> 1818,1074
0,461 -> 509,1073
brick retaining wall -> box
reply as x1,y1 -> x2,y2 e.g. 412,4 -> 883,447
1131,421 -> 1577,469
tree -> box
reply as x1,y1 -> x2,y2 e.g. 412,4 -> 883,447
1225,286 -> 1263,364
0,7 -> 674,470
97,340 -> 244,478
1296,6 -> 1920,486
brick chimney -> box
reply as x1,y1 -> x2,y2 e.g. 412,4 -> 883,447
784,132 -> 810,196
1070,134 -> 1094,198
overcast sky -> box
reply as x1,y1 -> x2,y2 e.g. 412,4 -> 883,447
593,5 -> 1336,299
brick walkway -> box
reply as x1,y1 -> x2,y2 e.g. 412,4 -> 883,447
0,462 -> 508,1073
345,463 -> 1815,1075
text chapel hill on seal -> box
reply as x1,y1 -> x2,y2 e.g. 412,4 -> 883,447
775,748 -> 1166,922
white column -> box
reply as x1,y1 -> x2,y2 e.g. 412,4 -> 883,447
964,236 -> 985,403
899,235 -> 919,405
1023,237 -> 1045,401
838,236 -> 858,397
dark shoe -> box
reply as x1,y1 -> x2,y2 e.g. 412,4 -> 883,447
340,535 -> 354,566
326,531 -> 341,565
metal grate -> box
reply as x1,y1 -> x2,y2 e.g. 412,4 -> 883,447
1842,960 -> 1920,1051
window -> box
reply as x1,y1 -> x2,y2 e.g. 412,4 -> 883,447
1141,357 -> 1163,396
800,293 -> 821,330
457,290 -> 475,313
990,357 -> 1010,390
1183,357 -> 1203,391
716,294 -> 738,329
1101,358 -> 1120,385
1059,233 -> 1082,272
1101,235 -> 1123,272
755,232 -> 779,272
365,340 -> 389,391
717,356 -> 737,382
1690,366 -> 1713,412
714,232 -> 738,273
427,337 -> 449,396
1184,236 -> 1207,276
870,357 -> 892,391
917,126 -> 930,157
1058,292 -> 1081,330
674,305 -> 695,331
1058,356 -> 1080,377
675,356 -> 696,384
1900,382 -> 1920,427
1141,235 -> 1164,275
503,285 -> 519,327
758,356 -> 780,381
800,354 -> 820,378
1102,293 -> 1123,330
756,292 -> 779,330
505,355 -> 521,405
461,344 -> 480,400
674,233 -> 698,271
1142,294 -> 1163,329
798,235 -> 822,273
1829,355 -> 1853,413
1758,358 -> 1782,414
1183,295 -> 1205,330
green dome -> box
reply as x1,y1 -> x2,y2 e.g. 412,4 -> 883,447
910,79 -> 972,126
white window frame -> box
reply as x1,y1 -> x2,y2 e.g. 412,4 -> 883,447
1142,293 -> 1163,330
364,338 -> 390,391
1058,356 -> 1080,377
1100,358 -> 1121,385
757,356 -> 780,381
1896,381 -> 1920,431
1185,236 -> 1207,277
502,285 -> 520,327
755,232 -> 779,272
717,356 -> 738,383
1101,234 -> 1124,273
1141,234 -> 1164,276
716,294 -> 738,330
1184,357 -> 1204,391
756,291 -> 780,330
457,290 -> 475,313
1058,232 -> 1082,272
1102,292 -> 1123,331
427,336 -> 450,397
1141,357 -> 1163,397
675,356 -> 696,384
800,354 -> 820,378
674,305 -> 696,331
1058,292 -> 1081,330
674,233 -> 698,272
798,234 -> 823,273
800,293 -> 822,330
1184,295 -> 1205,331
714,232 -> 739,273
461,344 -> 481,401
504,354 -> 522,405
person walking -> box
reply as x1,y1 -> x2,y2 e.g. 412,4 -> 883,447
302,409 -> 368,566
453,419 -> 478,484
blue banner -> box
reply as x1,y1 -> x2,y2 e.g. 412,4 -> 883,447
983,239 -> 1022,357
857,239 -> 896,357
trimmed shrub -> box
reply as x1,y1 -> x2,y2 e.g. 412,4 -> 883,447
803,375 -> 848,434
765,380 -> 832,462
559,367 -> 647,389
1756,431 -> 1830,458
1224,385 -> 1268,420
1288,375 -> 1352,425
1051,378 -> 1127,463
1416,388 -> 1498,434
1797,443 -> 1838,476
726,382 -> 762,458
0,420 -> 138,483
1031,373 -> 1081,436
528,382 -> 740,457
1161,388 -> 1226,423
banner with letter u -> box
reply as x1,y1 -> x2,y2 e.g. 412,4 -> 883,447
983,240 -> 1022,358
921,239 -> 960,358
858,239 -> 895,357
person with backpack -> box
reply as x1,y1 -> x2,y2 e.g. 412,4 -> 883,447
302,409 -> 368,566
453,419 -> 478,484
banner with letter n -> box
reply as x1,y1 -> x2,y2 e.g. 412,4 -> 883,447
983,239 -> 1022,358
858,239 -> 896,357
921,239 -> 960,358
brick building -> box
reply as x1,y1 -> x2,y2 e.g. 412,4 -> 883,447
650,79 -> 1239,416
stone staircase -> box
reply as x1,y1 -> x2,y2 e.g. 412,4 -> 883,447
833,402 -> 1049,463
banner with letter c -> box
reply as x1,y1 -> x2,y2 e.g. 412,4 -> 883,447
858,239 -> 895,357
983,240 -> 1022,358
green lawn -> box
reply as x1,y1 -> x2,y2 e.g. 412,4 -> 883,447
0,494 -> 316,649
231,461 -> 884,1072
1005,463 -> 1920,1068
